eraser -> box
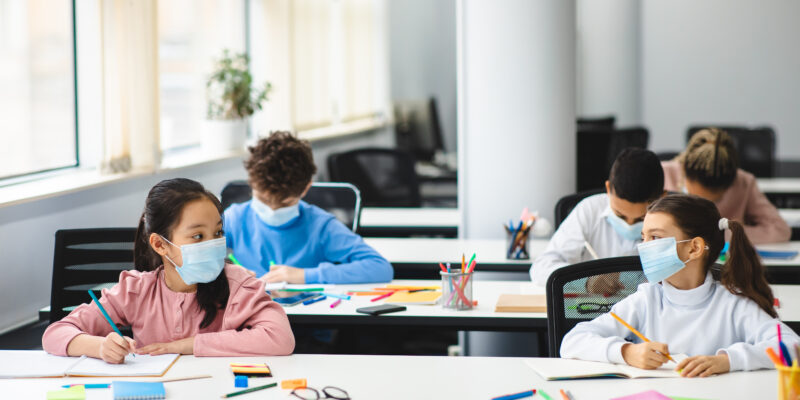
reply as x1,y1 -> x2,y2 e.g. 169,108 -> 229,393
235,375 -> 248,388
281,378 -> 307,390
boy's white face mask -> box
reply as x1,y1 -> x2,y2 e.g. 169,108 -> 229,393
252,196 -> 300,226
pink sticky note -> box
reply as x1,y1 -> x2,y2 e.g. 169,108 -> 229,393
610,390 -> 672,400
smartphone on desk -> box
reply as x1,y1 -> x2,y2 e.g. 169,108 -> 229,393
272,292 -> 320,307
356,304 -> 407,316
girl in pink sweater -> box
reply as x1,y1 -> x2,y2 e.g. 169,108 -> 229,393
42,178 -> 295,363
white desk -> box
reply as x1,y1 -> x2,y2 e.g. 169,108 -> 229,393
758,178 -> 800,194
358,207 -> 459,237
780,208 -> 800,227
0,353 -> 780,399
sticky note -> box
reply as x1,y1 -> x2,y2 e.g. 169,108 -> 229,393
230,362 -> 272,377
47,385 -> 86,400
281,378 -> 307,390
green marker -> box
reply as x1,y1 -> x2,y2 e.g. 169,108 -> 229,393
538,389 -> 554,400
221,382 -> 277,398
228,253 -> 242,266
269,260 -> 276,267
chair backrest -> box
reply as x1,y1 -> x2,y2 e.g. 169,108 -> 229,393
576,127 -> 649,191
554,189 -> 605,230
576,115 -> 615,131
546,256 -> 647,357
327,148 -> 421,207
393,98 -> 445,163
686,125 -> 776,178
219,181 -> 361,231
51,228 -> 137,324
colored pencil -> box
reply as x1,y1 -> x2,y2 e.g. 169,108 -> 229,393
609,312 -> 675,363
221,382 -> 277,398
87,290 -> 134,357
490,389 -> 536,400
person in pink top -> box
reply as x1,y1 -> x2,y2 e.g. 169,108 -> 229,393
42,178 -> 295,363
661,128 -> 790,244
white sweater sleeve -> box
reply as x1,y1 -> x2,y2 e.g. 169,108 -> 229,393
720,301 -> 800,371
530,203 -> 592,286
560,288 -> 647,364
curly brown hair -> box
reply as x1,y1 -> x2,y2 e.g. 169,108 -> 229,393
245,131 -> 317,200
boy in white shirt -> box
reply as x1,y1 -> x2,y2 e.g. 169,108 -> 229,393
530,148 -> 665,290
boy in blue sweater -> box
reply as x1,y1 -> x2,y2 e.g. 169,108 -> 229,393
224,131 -> 393,284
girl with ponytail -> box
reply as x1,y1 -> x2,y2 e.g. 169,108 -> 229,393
661,128 -> 790,244
43,178 -> 294,363
562,194 -> 798,377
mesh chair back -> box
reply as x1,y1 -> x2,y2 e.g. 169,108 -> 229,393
576,128 -> 649,191
686,126 -> 775,177
327,148 -> 421,207
577,115 -> 615,131
219,181 -> 361,231
394,98 -> 445,162
545,256 -> 647,357
51,228 -> 136,324
554,189 -> 605,230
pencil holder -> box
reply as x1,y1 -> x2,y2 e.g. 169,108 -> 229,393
778,365 -> 800,400
505,228 -> 530,260
440,271 -> 473,310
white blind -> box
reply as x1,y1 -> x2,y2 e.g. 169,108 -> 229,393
290,0 -> 332,130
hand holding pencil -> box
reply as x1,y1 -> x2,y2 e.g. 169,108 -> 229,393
610,311 -> 675,370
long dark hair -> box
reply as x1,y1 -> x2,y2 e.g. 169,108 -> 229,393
134,178 -> 230,328
647,194 -> 776,318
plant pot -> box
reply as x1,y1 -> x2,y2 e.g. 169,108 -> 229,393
201,119 -> 248,155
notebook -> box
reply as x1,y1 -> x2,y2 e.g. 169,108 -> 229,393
757,249 -> 799,260
112,381 -> 165,400
525,355 -> 687,380
0,350 -> 179,378
494,294 -> 546,312
385,290 -> 442,305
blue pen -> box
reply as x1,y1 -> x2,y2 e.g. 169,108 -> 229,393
303,295 -> 327,305
87,290 -> 134,357
321,292 -> 351,300
62,383 -> 111,389
491,389 -> 535,400
781,341 -> 793,365
507,220 -> 523,257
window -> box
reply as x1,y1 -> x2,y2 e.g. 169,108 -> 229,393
0,0 -> 76,180
157,0 -> 246,152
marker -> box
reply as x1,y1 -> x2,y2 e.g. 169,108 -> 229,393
61,384 -> 110,389
559,389 -> 574,400
321,292 -> 351,300
370,292 -> 393,302
302,295 -> 326,305
269,260 -> 276,267
228,254 -> 242,265
221,382 -> 277,398
490,389 -> 535,400
283,288 -> 324,292
330,299 -> 342,308
609,312 -> 675,363
538,389 -> 554,400
87,290 -> 134,357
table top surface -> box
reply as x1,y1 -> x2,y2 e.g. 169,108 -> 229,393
758,177 -> 800,192
0,353 -> 780,399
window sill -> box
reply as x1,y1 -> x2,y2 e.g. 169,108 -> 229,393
297,115 -> 390,142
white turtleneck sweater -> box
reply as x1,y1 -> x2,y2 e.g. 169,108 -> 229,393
560,272 -> 799,371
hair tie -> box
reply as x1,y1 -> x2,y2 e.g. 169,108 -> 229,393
718,218 -> 729,231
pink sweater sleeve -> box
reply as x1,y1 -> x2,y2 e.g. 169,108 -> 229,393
42,270 -> 140,356
193,269 -> 295,356
744,177 -> 791,244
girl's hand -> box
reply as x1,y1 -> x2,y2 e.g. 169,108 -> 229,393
676,354 -> 730,377
262,265 -> 305,284
100,332 -> 136,364
621,342 -> 670,369
136,337 -> 194,356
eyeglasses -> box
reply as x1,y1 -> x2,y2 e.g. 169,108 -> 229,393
575,302 -> 613,314
290,386 -> 350,400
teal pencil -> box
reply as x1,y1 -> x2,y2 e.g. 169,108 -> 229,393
87,290 -> 134,357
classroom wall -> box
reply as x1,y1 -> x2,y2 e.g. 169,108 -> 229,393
388,0 -> 457,154
0,129 -> 391,333
640,0 -> 800,158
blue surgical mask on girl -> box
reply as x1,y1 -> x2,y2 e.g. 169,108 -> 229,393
252,197 -> 300,227
637,237 -> 707,283
605,213 -> 643,242
160,236 -> 227,285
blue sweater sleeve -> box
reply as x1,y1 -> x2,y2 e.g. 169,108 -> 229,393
303,219 -> 394,284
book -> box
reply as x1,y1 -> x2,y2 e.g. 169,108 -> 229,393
112,381 -> 166,400
0,350 -> 179,378
385,290 -> 442,305
494,294 -> 546,312
525,355 -> 688,380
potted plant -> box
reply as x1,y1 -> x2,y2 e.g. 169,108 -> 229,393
203,49 -> 272,154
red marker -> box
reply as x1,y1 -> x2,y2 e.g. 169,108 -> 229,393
371,292 -> 393,302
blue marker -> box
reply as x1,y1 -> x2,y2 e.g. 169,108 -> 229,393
303,295 -> 327,306
87,290 -> 134,357
321,292 -> 351,300
62,383 -> 111,389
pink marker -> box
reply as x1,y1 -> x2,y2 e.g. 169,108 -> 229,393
330,299 -> 342,308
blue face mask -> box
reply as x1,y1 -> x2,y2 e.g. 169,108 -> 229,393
606,213 -> 643,242
161,236 -> 227,285
252,197 -> 300,227
637,237 -> 702,283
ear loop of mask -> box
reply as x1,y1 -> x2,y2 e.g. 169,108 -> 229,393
159,235 -> 180,268
677,238 -> 710,263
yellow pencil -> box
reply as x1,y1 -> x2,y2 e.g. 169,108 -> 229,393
609,312 -> 675,363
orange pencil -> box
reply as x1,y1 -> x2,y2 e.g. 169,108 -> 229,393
609,312 -> 675,363
767,347 -> 784,366
462,253 -> 465,273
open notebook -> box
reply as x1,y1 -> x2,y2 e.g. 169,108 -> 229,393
525,355 -> 687,380
0,350 -> 179,378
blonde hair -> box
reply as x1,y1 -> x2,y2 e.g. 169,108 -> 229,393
678,128 -> 739,189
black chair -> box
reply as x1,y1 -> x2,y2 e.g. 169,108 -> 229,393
576,127 -> 649,192
545,256 -> 647,357
50,228 -> 137,324
219,181 -> 362,232
328,148 -> 422,207
393,98 -> 446,163
577,115 -> 615,131
554,189 -> 605,230
686,125 -> 776,178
